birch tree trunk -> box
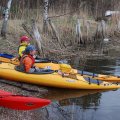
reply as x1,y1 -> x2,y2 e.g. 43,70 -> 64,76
1,0 -> 12,37
43,0 -> 49,33
101,20 -> 107,39
76,19 -> 83,44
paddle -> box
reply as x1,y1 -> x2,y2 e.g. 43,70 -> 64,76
0,53 -> 14,59
0,90 -> 51,110
0,53 -> 59,63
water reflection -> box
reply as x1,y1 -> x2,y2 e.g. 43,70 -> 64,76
44,89 -> 104,101
71,57 -> 120,76
59,92 -> 101,108
40,88 -> 108,120
43,89 -> 120,120
84,59 -> 116,75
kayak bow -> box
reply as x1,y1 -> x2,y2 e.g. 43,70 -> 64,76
0,90 -> 51,110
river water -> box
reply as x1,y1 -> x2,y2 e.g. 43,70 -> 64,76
1,51 -> 120,120
42,57 -> 120,120
42,53 -> 120,120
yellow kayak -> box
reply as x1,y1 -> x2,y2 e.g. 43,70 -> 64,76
78,71 -> 120,82
1,56 -> 120,82
88,75 -> 120,82
0,62 -> 120,90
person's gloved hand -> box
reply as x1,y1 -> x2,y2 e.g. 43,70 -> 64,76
34,66 -> 40,72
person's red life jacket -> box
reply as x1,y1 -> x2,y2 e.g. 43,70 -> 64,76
19,54 -> 35,72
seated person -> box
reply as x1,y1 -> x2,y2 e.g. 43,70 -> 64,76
19,45 -> 40,73
18,35 -> 31,59
18,36 -> 44,62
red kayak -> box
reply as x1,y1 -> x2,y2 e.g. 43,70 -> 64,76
0,90 -> 51,110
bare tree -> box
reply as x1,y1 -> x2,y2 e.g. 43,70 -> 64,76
43,0 -> 49,33
1,0 -> 13,37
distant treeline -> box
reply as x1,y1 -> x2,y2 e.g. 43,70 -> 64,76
0,0 -> 120,19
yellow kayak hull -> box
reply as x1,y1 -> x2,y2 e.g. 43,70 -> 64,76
1,57 -> 120,82
0,62 -> 120,90
97,75 -> 120,82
